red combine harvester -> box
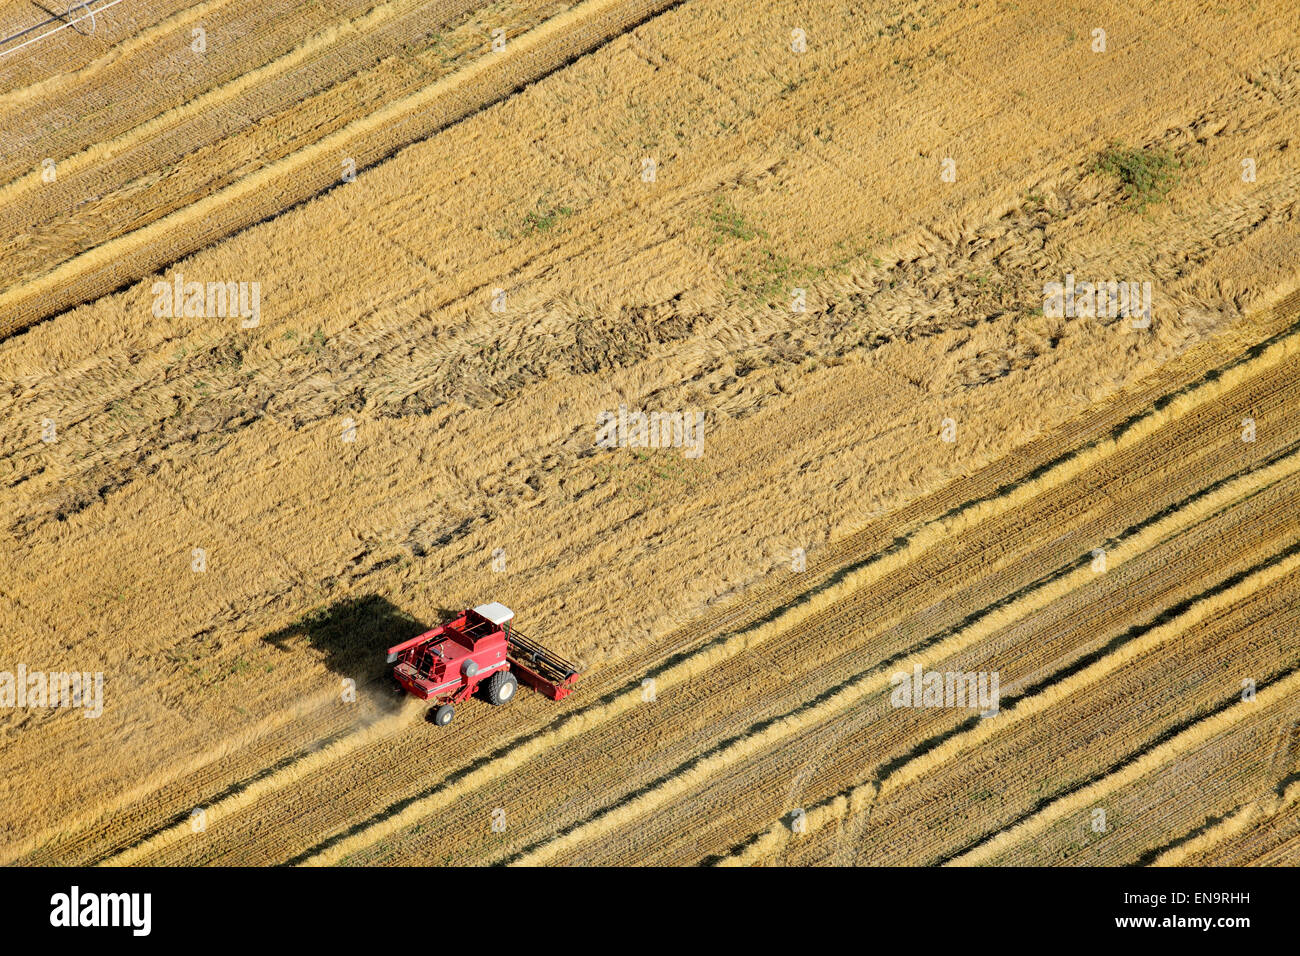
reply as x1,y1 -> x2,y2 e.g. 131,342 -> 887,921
385,602 -> 579,726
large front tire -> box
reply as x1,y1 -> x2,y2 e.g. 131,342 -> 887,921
486,670 -> 518,706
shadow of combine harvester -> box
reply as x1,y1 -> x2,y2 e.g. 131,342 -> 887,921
261,595 -> 456,714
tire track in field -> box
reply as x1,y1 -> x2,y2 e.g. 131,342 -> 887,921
0,0 -> 687,337
945,666 -> 1300,867
290,327 -> 1300,865
724,566 -> 1299,867
5,1 -> 1294,868
715,534 -> 1300,865
2,90 -> 1292,532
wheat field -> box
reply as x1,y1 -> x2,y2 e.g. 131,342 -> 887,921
1,0 -> 1298,867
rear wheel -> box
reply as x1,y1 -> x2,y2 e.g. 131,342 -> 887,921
434,704 -> 454,726
486,670 -> 518,706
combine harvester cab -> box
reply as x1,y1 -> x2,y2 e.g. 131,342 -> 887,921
385,602 -> 579,726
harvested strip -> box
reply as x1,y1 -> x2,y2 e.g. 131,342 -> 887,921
10,686 -> 359,866
99,698 -> 422,866
1150,780 -> 1300,866
0,0 -> 462,206
764,563 -> 1299,867
540,543 -> 1300,867
714,469 -> 1300,864
0,0 -> 235,106
946,669 -> 1300,867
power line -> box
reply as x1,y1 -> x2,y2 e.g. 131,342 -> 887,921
0,0 -> 130,61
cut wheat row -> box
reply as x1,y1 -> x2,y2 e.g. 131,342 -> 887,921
717,529 -> 1300,865
946,670 -> 1300,866
524,511 -> 1300,866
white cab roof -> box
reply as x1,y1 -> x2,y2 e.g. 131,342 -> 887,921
473,602 -> 515,625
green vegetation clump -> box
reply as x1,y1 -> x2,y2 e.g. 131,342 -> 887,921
708,196 -> 766,243
522,203 -> 575,235
704,195 -> 879,306
1093,144 -> 1181,210
497,200 -> 576,240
